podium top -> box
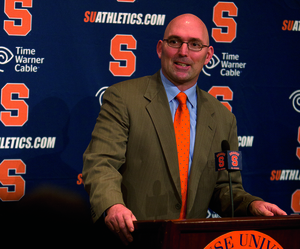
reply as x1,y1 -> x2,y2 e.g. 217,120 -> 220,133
132,216 -> 300,249
134,215 -> 300,231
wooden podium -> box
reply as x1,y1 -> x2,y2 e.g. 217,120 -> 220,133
129,216 -> 300,249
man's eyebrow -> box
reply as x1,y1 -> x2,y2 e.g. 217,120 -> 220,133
166,35 -> 204,43
166,35 -> 181,39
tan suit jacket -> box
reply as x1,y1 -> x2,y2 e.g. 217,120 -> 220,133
83,71 -> 261,222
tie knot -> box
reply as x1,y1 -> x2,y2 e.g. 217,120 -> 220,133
176,92 -> 187,105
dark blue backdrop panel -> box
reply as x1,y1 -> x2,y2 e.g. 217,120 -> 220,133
0,0 -> 299,216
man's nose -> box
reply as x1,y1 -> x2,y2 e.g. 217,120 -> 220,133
178,42 -> 189,56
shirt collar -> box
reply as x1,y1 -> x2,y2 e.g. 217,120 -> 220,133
160,70 -> 197,107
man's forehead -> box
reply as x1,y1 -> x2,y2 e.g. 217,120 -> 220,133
165,24 -> 206,39
163,14 -> 209,43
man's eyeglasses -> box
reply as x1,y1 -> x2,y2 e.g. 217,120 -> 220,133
163,38 -> 209,52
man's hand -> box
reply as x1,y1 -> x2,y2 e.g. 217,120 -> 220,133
105,204 -> 137,245
249,200 -> 287,216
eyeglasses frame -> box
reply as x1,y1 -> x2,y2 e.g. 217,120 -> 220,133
162,38 -> 209,52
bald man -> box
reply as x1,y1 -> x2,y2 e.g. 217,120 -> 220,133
83,14 -> 286,245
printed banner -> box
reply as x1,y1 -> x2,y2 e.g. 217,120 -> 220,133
0,0 -> 299,217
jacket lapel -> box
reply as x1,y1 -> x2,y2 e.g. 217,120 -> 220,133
144,72 -> 182,200
187,87 -> 216,214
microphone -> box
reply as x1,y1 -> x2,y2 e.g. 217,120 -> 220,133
215,140 -> 242,171
215,140 -> 242,217
222,139 -> 230,151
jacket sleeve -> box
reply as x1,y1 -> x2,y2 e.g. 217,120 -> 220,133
209,114 -> 263,217
82,85 -> 129,222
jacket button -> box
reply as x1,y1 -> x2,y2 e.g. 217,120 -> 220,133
175,203 -> 181,210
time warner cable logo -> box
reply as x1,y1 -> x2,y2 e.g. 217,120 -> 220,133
0,47 -> 14,72
289,90 -> 300,113
202,52 -> 247,77
202,54 -> 220,76
96,86 -> 109,106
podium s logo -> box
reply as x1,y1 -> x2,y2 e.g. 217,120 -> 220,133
204,231 -> 283,249
0,47 -> 14,72
3,0 -> 33,36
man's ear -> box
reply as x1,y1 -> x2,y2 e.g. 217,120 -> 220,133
204,46 -> 214,65
156,40 -> 163,59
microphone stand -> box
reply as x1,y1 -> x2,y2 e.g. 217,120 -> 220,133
228,171 -> 234,217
